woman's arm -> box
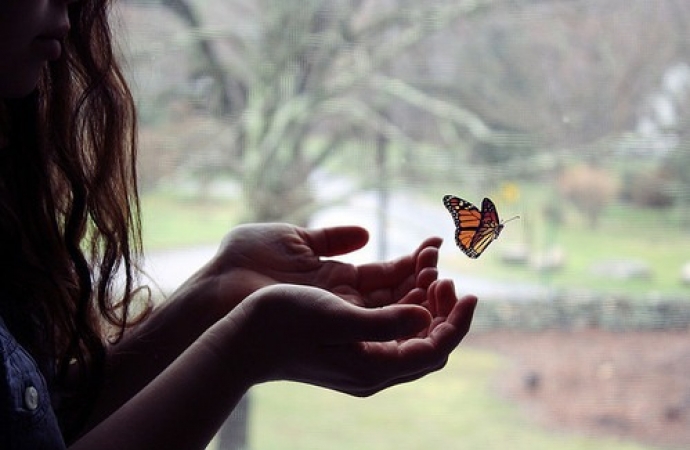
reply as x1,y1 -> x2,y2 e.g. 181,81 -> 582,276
85,274 -> 229,429
87,224 -> 444,428
72,282 -> 476,450
72,285 -> 255,450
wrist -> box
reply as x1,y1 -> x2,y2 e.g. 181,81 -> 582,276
200,298 -> 274,387
168,262 -> 256,328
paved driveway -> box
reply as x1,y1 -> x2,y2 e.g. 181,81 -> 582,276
144,189 -> 545,301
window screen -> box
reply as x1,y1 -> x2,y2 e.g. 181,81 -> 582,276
118,1 -> 690,449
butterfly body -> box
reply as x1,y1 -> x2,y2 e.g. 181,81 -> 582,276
443,195 -> 512,258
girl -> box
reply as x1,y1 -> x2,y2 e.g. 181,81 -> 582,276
0,1 -> 478,449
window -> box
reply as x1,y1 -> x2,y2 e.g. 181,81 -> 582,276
119,1 -> 690,449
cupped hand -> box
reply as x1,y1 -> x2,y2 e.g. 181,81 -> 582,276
204,223 -> 442,311
229,282 -> 477,396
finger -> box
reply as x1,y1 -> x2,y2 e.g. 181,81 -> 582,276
356,260 -> 414,296
397,287 -> 428,308
414,236 -> 443,256
364,293 -> 475,382
417,267 -> 438,288
356,237 -> 441,294
301,226 -> 369,257
315,292 -> 474,396
428,279 -> 456,318
429,293 -> 478,353
327,304 -> 432,344
416,245 -> 439,273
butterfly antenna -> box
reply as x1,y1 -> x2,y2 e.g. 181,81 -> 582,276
502,215 -> 520,225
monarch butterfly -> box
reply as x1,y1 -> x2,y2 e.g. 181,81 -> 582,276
442,195 -> 518,258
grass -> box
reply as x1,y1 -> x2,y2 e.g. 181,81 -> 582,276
140,189 -> 668,450
140,185 -> 690,297
443,223 -> 690,297
247,348 -> 657,450
437,190 -> 690,298
140,191 -> 241,250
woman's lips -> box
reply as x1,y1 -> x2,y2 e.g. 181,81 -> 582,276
35,25 -> 70,61
34,37 -> 64,61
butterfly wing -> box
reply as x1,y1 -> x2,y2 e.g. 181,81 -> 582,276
443,195 -> 483,258
443,195 -> 504,258
467,198 -> 504,257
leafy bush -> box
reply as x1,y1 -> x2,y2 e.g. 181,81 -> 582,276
621,169 -> 675,208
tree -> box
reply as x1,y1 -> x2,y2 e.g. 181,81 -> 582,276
420,0 -> 683,148
122,2 -> 500,449
124,0 -> 498,224
559,163 -> 619,229
117,1 -> 690,448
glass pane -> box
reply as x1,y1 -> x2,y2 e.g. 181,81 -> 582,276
118,1 -> 690,449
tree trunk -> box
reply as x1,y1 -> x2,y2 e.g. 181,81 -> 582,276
216,394 -> 250,450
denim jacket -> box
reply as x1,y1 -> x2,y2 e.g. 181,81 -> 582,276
0,317 -> 66,449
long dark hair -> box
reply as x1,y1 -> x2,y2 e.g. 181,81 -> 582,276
0,0 -> 148,441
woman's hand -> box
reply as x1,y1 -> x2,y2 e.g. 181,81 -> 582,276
203,223 -> 442,312
73,281 -> 475,450
86,224 -> 477,448
95,223 -> 470,428
226,282 -> 477,397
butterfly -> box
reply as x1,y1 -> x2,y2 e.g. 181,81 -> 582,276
442,195 -> 518,258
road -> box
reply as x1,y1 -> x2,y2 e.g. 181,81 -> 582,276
144,187 -> 546,301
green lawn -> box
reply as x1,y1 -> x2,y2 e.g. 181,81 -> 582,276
140,187 -> 690,297
247,348 -> 657,450
439,194 -> 690,297
140,190 -> 668,450
140,192 -> 241,250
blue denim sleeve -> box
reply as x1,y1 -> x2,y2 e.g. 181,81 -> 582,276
0,319 -> 66,450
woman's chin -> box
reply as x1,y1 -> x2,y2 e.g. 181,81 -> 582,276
0,68 -> 42,99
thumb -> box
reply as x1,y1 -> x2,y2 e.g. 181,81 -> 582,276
301,226 -> 370,257
329,304 -> 432,344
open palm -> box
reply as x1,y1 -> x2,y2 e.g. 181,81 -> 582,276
205,223 -> 442,310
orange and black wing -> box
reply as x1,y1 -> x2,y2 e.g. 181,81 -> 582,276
443,195 -> 482,258
443,195 -> 503,258
470,197 -> 504,256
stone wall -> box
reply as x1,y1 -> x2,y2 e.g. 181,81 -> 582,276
472,293 -> 690,331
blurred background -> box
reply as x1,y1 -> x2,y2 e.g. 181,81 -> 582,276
115,1 -> 690,449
